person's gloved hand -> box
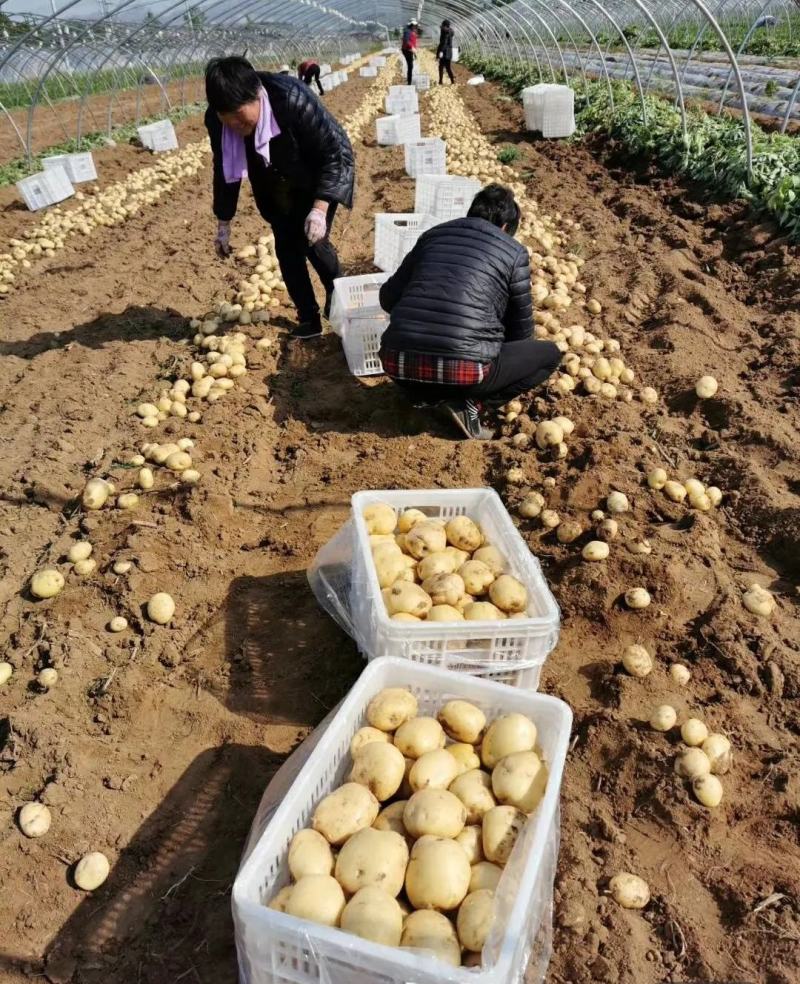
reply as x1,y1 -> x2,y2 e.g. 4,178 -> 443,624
214,220 -> 232,258
304,207 -> 327,246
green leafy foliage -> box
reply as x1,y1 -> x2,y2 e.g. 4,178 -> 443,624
497,146 -> 520,164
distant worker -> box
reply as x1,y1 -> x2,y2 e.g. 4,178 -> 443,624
298,58 -> 324,95
205,56 -> 354,340
378,185 -> 561,440
278,64 -> 292,75
401,19 -> 418,86
436,19 -> 455,85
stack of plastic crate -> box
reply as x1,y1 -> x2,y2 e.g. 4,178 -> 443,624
328,273 -> 390,377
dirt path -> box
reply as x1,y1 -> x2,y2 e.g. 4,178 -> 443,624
1,66 -> 798,984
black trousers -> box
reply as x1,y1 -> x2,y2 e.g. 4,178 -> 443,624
271,201 -> 340,324
302,66 -> 324,95
390,340 -> 562,405
402,50 -> 414,85
439,57 -> 455,84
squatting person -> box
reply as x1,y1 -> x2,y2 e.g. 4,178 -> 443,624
204,56 -> 354,340
297,58 -> 324,96
378,184 -> 562,440
436,20 -> 456,85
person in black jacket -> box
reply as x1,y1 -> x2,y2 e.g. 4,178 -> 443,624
204,56 -> 355,340
379,185 -> 561,439
436,20 -> 455,85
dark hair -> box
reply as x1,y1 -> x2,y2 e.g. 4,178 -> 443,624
205,56 -> 261,113
468,184 -> 521,235
441,19 -> 451,27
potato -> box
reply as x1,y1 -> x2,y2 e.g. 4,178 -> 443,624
73,558 -> 97,576
82,477 -> 111,510
74,851 -> 110,891
491,751 -> 548,813
455,825 -> 484,864
405,521 -> 447,559
582,540 -> 609,562
650,704 -> 677,732
472,545 -> 505,575
366,688 -> 418,731
285,875 -> 345,927
609,872 -> 649,909
363,502 -> 397,535
446,743 -> 481,774
334,827 -> 409,896
0,662 -> 13,686
489,574 -> 528,614
30,568 -> 65,599
391,613 -> 420,622
482,805 -> 526,865
387,582 -> 432,618
438,700 -> 486,744
463,601 -> 504,621
701,733 -> 732,775
427,605 -> 463,622
400,910 -> 461,967
519,492 -> 545,519
374,552 -> 407,589
675,748 -> 711,780
67,541 -> 92,563
350,741 -> 406,801
405,836 -> 471,910
449,769 -> 496,824
481,713 -> 537,768
373,800 -> 408,838
445,516 -> 483,552
681,718 -> 708,747
268,885 -> 294,912
457,889 -> 495,951
394,717 -> 445,758
397,508 -> 428,534
670,663 -> 691,685
341,886 -> 403,947
625,587 -> 651,610
421,572 -> 465,608
312,783 -> 380,845
403,789 -> 467,838
470,861 -> 502,893
442,546 -> 471,569
19,802 -> 51,838
622,644 -> 652,678
350,727 -> 391,758
409,749 -> 460,791
288,829 -> 334,880
37,668 -> 58,689
417,551 -> 458,580
458,560 -> 494,595
146,592 -> 175,625
695,375 -> 718,399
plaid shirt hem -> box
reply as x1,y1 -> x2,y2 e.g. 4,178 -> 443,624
382,350 -> 492,386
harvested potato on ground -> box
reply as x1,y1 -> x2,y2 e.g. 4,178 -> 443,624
472,545 -> 505,575
0,662 -> 13,685
30,568 -> 64,600
622,644 -> 653,678
470,860 -> 502,893
364,503 -> 397,535
285,875 -> 345,927
146,592 -> 175,625
19,802 -> 51,838
447,743 -> 481,774
458,560 -> 495,596
397,508 -> 428,534
650,704 -> 677,731
312,783 -> 380,845
702,734 -> 732,774
288,829 -> 334,880
457,889 -> 496,951
519,492 -> 545,519
74,851 -> 110,891
341,886 -> 404,947
37,668 -> 58,689
406,836 -> 471,911
405,521 -> 447,559
455,825 -> 484,864
403,788 -> 467,839
681,718 -> 709,747
489,574 -> 528,613
366,688 -> 418,732
449,769 -> 497,824
373,800 -> 409,839
394,717 -> 445,759
481,713 -> 537,769
400,910 -> 461,966
67,541 -> 92,563
625,587 -> 651,610
556,521 -> 582,544
609,872 -> 650,909
693,773 -> 723,808
491,750 -> 548,812
675,748 -> 711,780
422,573 -> 465,607
350,726 -> 391,757
670,663 -> 691,685
387,582 -> 432,618
445,516 -> 483,552
350,741 -> 406,801
582,540 -> 609,562
335,827 -> 409,897
438,700 -> 486,745
483,805 -> 526,865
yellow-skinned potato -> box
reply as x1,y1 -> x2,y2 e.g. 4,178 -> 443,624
312,782 -> 380,845
403,788 -> 467,838
409,749 -> 460,791
445,516 -> 483,552
427,604 -> 464,622
470,861 -> 502,893
449,769 -> 497,824
268,885 -> 294,912
391,612 -> 420,622
481,713 -> 538,768
405,836 -> 471,910
405,521 -> 447,559
482,805 -> 527,865
459,560 -> 495,596
443,546 -> 471,569
288,829 -> 334,880
472,545 -> 505,575
455,825 -> 485,864
373,800 -> 409,839
398,756 -> 414,798
350,726 -> 391,757
397,508 -> 428,534
341,886 -> 404,947
394,717 -> 446,758
400,910 -> 461,967
386,582 -> 432,618
464,601 -> 505,620
489,575 -> 528,614
350,741 -> 406,801
491,751 -> 548,812
334,827 -> 409,896
363,502 -> 397,535
417,551 -> 458,580
439,700 -> 487,744
421,572 -> 465,607
367,688 -> 418,731
446,742 -> 481,774
285,875 -> 345,927
457,889 -> 496,951
374,552 -> 408,590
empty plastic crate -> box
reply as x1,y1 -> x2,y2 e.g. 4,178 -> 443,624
370,55 -> 387,67
319,63 -> 332,76
452,46 -> 460,62
413,73 -> 431,91
415,174 -> 481,221
329,273 -> 390,377
42,151 -> 97,183
137,119 -> 178,152
374,213 -> 438,272
350,488 -> 561,687
404,136 -> 447,178
522,84 -> 575,138
359,66 -> 378,77
386,84 -> 419,114
233,656 -> 572,984
16,166 -> 74,211
321,74 -> 336,93
375,113 -> 421,146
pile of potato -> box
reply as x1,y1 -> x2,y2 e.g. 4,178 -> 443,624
502,408 -> 575,460
363,503 -> 530,623
230,235 -> 286,317
649,705 -> 733,810
646,468 -> 723,512
268,687 -> 548,967
343,60 -> 401,143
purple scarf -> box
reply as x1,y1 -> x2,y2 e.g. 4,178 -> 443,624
222,87 -> 281,183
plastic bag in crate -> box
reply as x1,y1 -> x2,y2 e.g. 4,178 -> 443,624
414,174 -> 481,221
404,137 -> 447,178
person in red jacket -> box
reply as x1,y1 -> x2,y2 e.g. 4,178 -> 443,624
401,19 -> 418,86
297,59 -> 324,96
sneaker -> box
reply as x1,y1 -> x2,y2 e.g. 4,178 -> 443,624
442,399 -> 494,440
291,320 -> 322,341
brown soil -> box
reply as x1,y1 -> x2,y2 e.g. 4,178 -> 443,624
1,66 -> 799,984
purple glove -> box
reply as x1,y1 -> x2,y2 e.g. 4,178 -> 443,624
304,207 -> 328,246
214,220 -> 232,258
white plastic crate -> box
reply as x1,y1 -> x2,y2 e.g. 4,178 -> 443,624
137,119 -> 178,152
341,314 -> 388,376
413,73 -> 431,91
319,63 -> 332,76
375,113 -> 421,146
351,489 -> 560,687
16,165 -> 74,211
233,656 -> 572,984
414,174 -> 481,221
452,46 -> 460,62
359,66 -> 378,77
370,55 -> 387,67
522,84 -> 575,138
42,151 -> 97,183
321,74 -> 336,93
329,272 -> 390,377
386,84 -> 419,114
404,136 -> 447,178
373,212 -> 437,272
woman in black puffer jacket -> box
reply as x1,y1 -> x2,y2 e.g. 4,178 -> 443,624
205,56 -> 354,341
379,185 -> 561,439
